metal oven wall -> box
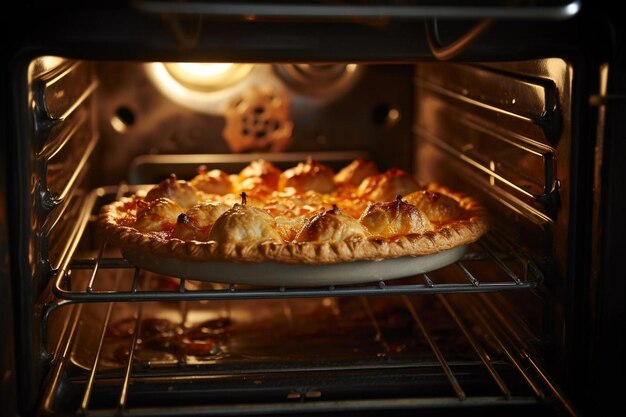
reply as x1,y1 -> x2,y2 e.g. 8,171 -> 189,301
94,63 -> 414,184
414,59 -> 573,381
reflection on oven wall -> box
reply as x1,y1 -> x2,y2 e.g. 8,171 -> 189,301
96,62 -> 414,185
414,59 -> 575,395
414,60 -> 571,263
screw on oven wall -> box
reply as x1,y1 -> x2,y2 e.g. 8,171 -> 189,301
111,106 -> 135,133
372,103 -> 401,127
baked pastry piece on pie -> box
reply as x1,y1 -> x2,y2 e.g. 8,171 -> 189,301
239,159 -> 281,186
190,168 -> 233,196
403,189 -> 461,223
171,201 -> 230,241
278,157 -> 335,194
208,194 -> 282,243
100,157 -> 487,266
238,159 -> 282,196
334,158 -> 379,187
144,174 -> 201,209
359,196 -> 433,238
134,198 -> 183,233
357,169 -> 421,202
295,205 -> 368,242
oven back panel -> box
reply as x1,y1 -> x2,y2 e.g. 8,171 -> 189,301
95,63 -> 414,184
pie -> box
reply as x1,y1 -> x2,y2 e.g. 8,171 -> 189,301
100,158 -> 488,265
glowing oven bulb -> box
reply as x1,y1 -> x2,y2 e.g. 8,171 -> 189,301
172,63 -> 235,78
162,62 -> 253,92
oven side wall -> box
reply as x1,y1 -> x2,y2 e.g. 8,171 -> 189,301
413,59 -> 580,395
3,53 -> 99,416
5,55 -> 42,417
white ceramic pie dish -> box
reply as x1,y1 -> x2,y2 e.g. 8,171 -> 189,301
122,244 -> 467,287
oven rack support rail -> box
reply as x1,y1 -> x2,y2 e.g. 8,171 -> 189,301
48,187 -> 543,305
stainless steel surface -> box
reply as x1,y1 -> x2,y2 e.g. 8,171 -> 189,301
408,58 -> 583,416
97,64 -> 413,185
34,60 -> 99,213
417,128 -> 558,214
135,0 -> 581,20
414,62 -> 573,366
32,57 -> 99,276
33,59 -> 573,417
9,56 -> 99,413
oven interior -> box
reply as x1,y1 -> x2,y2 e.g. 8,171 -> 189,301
16,55 -> 583,416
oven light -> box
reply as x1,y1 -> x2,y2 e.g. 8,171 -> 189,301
346,63 -> 357,73
162,62 -> 254,91
145,62 -> 258,114
171,63 -> 234,78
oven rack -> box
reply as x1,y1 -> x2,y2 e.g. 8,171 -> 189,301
50,186 -> 543,304
41,291 -> 575,416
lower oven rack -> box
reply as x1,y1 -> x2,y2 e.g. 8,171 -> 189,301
42,292 -> 574,416
40,186 -> 577,416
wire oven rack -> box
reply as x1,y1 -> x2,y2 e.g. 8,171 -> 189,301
41,291 -> 575,416
40,186 -> 577,416
48,186 -> 543,305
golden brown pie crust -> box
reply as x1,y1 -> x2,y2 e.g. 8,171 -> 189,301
100,177 -> 487,265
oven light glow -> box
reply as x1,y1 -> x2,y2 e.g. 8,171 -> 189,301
172,63 -> 235,78
162,62 -> 254,92
144,62 -> 257,114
